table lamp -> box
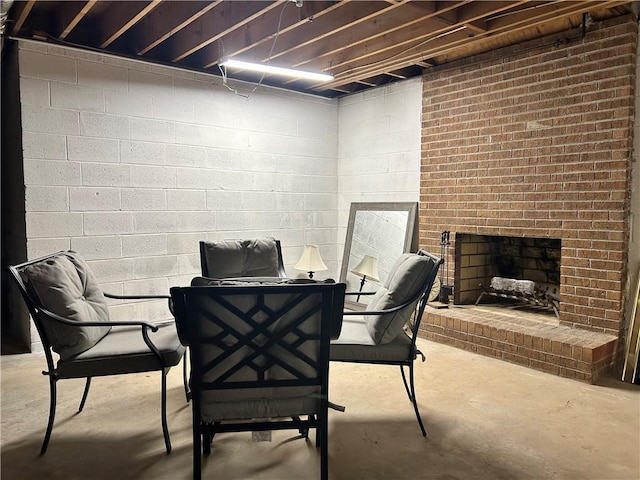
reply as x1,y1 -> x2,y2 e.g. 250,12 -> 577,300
350,255 -> 380,301
294,244 -> 327,279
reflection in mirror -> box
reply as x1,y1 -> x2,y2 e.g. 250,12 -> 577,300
340,202 -> 418,306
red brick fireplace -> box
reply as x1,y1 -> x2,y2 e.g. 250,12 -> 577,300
417,15 -> 635,383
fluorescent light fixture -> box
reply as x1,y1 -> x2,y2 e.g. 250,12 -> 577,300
221,58 -> 333,82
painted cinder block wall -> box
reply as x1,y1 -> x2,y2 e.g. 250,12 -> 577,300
18,41 -> 338,324
418,15 -> 637,380
336,78 -> 422,266
14,41 -> 422,349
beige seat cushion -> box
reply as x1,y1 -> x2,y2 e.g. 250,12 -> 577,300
57,322 -> 185,378
21,251 -> 111,359
330,317 -> 413,362
365,254 -> 434,344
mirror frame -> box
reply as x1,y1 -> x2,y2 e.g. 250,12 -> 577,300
339,201 -> 419,287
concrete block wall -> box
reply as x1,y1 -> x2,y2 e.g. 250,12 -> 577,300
18,41 -> 340,322
336,77 -> 422,265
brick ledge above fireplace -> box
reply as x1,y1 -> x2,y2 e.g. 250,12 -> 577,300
418,306 -> 618,384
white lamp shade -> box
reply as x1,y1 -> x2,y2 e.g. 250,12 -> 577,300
350,255 -> 380,282
294,245 -> 328,272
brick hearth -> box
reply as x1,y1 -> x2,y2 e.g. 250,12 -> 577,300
419,305 -> 617,382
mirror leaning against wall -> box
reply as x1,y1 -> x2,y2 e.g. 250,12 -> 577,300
340,202 -> 419,308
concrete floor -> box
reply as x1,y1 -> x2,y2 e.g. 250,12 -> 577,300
1,338 -> 639,480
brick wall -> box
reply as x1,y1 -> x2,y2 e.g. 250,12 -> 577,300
419,15 -> 637,382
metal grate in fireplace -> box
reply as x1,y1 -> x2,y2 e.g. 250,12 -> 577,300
475,276 -> 560,317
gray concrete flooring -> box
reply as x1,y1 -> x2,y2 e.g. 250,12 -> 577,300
1,338 -> 639,480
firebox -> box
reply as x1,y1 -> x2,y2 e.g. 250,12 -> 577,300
454,233 -> 561,314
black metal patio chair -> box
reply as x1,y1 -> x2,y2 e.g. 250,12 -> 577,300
7,250 -> 186,455
330,250 -> 443,436
170,280 -> 346,480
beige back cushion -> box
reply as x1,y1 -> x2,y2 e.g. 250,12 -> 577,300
202,238 -> 280,278
21,251 -> 111,359
365,254 -> 434,344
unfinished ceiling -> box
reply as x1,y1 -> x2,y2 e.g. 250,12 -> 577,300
3,0 -> 636,98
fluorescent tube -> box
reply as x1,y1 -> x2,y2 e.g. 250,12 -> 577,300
221,58 -> 333,82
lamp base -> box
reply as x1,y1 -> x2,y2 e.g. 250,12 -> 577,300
355,275 -> 367,302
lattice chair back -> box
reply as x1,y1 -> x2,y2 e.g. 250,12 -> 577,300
170,281 -> 345,480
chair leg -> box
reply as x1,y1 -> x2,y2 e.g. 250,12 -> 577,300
311,415 -> 320,447
194,424 -> 202,480
203,428 -> 214,455
78,377 -> 92,412
400,365 -> 413,401
293,415 -> 309,438
161,368 -> 172,454
182,351 -> 191,402
402,364 -> 427,437
40,374 -> 57,455
319,413 -> 328,480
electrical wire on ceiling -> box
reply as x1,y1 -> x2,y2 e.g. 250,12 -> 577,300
218,0 -> 296,99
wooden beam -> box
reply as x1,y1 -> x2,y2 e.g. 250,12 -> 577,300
136,1 -> 222,55
223,0 -> 414,89
100,0 -> 162,48
314,0 -> 624,91
199,0 -> 344,69
301,18 -> 464,75
356,79 -> 377,87
278,0 -> 476,74
10,0 -> 36,35
271,0 -> 452,71
170,1 -> 282,63
310,1 -> 544,77
58,1 -> 98,40
464,20 -> 487,34
263,0 -> 411,63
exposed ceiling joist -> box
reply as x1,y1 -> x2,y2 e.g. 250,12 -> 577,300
4,0 -> 635,98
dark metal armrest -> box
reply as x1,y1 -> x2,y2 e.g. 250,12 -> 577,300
103,292 -> 170,300
345,291 -> 375,296
38,306 -> 159,332
343,303 -> 408,316
103,292 -> 175,316
38,305 -> 168,364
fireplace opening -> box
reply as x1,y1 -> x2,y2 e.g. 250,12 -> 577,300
454,233 -> 561,318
